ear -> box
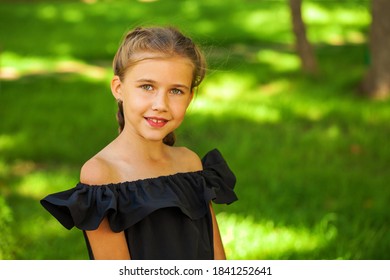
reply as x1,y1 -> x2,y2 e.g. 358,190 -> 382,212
111,75 -> 123,100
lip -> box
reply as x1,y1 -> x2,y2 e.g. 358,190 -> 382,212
144,116 -> 169,128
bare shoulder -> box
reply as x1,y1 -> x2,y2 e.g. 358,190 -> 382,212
173,146 -> 203,172
80,155 -> 115,186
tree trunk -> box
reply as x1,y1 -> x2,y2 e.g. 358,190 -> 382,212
361,0 -> 390,99
289,0 -> 319,75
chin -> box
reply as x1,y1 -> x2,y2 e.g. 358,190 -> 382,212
141,134 -> 167,143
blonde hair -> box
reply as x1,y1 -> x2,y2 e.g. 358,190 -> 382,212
113,26 -> 207,145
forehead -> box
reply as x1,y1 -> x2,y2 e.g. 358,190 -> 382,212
124,52 -> 194,82
128,51 -> 195,70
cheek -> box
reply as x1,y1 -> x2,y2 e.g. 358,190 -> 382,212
125,93 -> 149,110
172,99 -> 192,117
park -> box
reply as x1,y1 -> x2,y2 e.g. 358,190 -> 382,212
0,0 -> 389,259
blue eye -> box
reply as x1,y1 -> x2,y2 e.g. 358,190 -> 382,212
171,88 -> 184,95
141,84 -> 153,91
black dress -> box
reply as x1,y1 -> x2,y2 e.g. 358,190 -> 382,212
40,149 -> 237,260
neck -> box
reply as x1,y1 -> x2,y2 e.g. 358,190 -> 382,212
116,128 -> 170,162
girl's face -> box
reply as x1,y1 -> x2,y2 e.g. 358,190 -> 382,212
111,53 -> 194,144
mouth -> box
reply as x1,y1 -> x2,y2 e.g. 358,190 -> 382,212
145,117 -> 169,128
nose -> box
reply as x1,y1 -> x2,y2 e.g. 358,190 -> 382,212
151,91 -> 168,112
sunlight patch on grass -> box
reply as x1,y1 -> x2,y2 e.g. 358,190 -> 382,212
191,72 -> 282,123
195,20 -> 218,34
325,124 -> 341,140
217,212 -> 337,259
63,8 -> 84,23
0,135 -> 18,152
11,167 -> 76,200
304,3 -> 369,45
37,3 -> 84,23
180,1 -> 200,19
235,7 -> 291,42
0,52 -> 109,81
190,95 -> 281,123
293,102 -> 327,121
202,72 -> 256,101
36,4 -> 58,21
259,79 -> 291,97
256,50 -> 300,72
305,3 -> 369,26
0,52 -> 50,79
0,134 -> 27,165
239,9 -> 287,32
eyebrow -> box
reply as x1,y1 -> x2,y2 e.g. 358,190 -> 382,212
136,79 -> 156,84
136,79 -> 190,90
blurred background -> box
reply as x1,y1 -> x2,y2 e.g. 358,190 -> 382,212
0,0 -> 389,259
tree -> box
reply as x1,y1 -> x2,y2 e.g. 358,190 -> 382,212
289,0 -> 319,75
361,0 -> 390,99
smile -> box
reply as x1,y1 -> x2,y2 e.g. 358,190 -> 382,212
145,117 -> 169,128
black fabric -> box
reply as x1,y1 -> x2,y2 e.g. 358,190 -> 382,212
40,149 -> 237,260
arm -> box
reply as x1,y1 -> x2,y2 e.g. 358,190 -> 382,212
209,203 -> 226,260
81,157 -> 131,260
86,219 -> 131,260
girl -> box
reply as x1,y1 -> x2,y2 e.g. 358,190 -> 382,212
41,26 -> 237,260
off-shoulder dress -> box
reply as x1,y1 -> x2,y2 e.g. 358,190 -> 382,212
40,149 -> 237,260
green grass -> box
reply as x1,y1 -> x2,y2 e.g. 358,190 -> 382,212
1,0 -> 389,260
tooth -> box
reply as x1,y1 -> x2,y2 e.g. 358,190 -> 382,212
148,118 -> 165,123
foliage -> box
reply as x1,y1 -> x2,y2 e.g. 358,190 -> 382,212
0,196 -> 14,259
0,0 -> 389,259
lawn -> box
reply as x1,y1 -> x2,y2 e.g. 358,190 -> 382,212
1,0 -> 389,260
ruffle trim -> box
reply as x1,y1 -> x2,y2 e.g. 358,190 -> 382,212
40,149 -> 237,232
